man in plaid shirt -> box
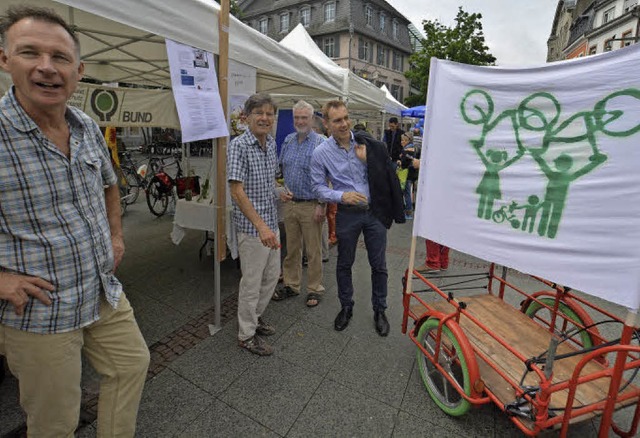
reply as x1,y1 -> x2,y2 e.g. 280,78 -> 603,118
227,93 -> 280,356
0,6 -> 149,436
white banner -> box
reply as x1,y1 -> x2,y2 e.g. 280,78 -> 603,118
166,39 -> 229,142
415,45 -> 640,310
0,72 -> 180,128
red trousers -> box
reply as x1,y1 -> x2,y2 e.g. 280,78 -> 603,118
425,240 -> 449,270
326,203 -> 337,243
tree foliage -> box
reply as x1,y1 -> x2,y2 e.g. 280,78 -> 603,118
405,7 -> 496,107
214,0 -> 243,18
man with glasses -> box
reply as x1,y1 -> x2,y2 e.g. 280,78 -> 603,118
272,100 -> 325,307
227,93 -> 280,356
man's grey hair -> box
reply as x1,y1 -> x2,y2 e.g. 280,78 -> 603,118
0,5 -> 81,59
243,93 -> 277,116
292,100 -> 314,114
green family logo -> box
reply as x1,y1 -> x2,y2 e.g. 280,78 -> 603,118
460,88 -> 640,239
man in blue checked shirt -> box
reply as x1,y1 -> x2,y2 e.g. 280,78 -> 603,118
227,93 -> 281,356
272,100 -> 326,308
0,6 -> 149,437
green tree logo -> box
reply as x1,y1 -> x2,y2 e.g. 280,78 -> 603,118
460,88 -> 640,238
90,89 -> 119,122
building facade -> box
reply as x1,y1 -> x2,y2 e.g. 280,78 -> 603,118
237,0 -> 414,103
547,0 -> 639,61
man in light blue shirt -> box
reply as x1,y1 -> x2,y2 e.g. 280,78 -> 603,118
310,100 -> 391,336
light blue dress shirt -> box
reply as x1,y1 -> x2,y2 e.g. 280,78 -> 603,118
310,133 -> 370,204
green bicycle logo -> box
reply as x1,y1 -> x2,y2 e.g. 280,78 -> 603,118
460,88 -> 640,239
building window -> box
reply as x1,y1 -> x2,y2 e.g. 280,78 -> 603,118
280,13 -> 289,33
323,37 -> 335,57
602,7 -> 615,24
259,18 -> 268,34
377,45 -> 385,65
622,30 -> 634,46
399,86 -> 404,102
379,13 -> 386,32
365,6 -> 373,26
588,45 -> 597,55
392,19 -> 399,39
391,84 -> 400,100
324,2 -> 336,22
624,0 -> 637,13
359,39 -> 372,61
392,51 -> 403,71
300,7 -> 311,27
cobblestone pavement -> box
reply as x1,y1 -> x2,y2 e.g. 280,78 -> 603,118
1,158 -> 637,437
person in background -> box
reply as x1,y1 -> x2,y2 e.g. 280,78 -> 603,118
0,7 -> 149,436
227,93 -> 280,356
383,116 -> 404,162
399,132 -> 419,220
311,102 -> 404,336
272,100 -> 325,307
412,127 -> 423,152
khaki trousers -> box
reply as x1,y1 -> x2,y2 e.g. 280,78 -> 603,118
0,293 -> 149,438
237,232 -> 281,341
282,202 -> 325,294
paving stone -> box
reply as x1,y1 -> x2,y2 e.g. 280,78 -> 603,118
220,356 -> 322,436
0,373 -> 25,436
177,399 -> 278,437
287,379 -> 397,438
135,369 -> 214,437
392,411 -> 460,437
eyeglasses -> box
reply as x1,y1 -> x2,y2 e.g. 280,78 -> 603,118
250,111 -> 275,118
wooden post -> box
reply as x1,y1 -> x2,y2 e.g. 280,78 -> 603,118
216,0 -> 230,262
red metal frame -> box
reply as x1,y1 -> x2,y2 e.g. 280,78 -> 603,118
402,263 -> 640,437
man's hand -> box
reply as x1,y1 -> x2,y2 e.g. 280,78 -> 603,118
280,191 -> 293,203
313,204 -> 326,223
341,191 -> 368,205
355,143 -> 367,162
0,272 -> 54,316
258,226 -> 280,249
112,235 -> 125,271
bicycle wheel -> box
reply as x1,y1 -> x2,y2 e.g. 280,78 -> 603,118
416,318 -> 472,416
119,184 -> 128,216
491,209 -> 505,223
122,167 -> 140,204
524,297 -> 594,349
146,176 -> 169,217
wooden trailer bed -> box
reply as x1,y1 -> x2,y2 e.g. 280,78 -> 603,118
411,294 -> 639,430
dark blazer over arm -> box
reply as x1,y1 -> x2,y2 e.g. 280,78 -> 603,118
354,130 -> 406,228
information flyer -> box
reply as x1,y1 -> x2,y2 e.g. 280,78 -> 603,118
165,39 -> 229,142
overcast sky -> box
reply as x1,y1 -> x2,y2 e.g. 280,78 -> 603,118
388,0 -> 559,67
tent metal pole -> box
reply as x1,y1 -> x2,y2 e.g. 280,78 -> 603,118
209,0 -> 231,336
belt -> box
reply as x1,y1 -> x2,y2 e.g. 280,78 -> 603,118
291,198 -> 317,203
338,203 -> 370,212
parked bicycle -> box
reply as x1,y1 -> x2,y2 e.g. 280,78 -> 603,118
145,152 -> 200,217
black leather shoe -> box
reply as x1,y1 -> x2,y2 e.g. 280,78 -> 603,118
334,307 -> 353,331
374,311 -> 390,337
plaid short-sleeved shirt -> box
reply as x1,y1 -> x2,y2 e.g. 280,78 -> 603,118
227,129 -> 278,236
0,88 -> 121,334
279,131 -> 324,200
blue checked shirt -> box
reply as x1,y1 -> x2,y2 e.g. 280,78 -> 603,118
279,131 -> 324,200
227,129 -> 279,236
0,88 -> 121,334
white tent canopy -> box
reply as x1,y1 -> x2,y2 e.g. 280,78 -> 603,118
280,24 -> 388,111
8,0 -> 347,104
380,84 -> 407,115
